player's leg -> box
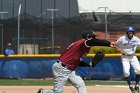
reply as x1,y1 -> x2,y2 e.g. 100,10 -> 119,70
37,62 -> 71,93
52,62 -> 73,93
135,75 -> 140,93
68,71 -> 87,93
122,57 -> 131,84
121,56 -> 135,92
131,56 -> 140,92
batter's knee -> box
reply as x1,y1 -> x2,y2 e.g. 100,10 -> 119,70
135,68 -> 140,75
124,72 -> 130,77
75,81 -> 86,89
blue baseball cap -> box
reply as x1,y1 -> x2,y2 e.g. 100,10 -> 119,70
126,26 -> 135,32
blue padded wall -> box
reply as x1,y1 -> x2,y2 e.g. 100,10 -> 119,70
0,57 -> 137,79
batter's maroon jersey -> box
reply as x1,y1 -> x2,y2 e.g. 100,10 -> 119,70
59,39 -> 90,70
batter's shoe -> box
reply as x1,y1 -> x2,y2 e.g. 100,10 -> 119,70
135,85 -> 139,93
129,86 -> 135,93
37,88 -> 49,93
37,88 -> 44,93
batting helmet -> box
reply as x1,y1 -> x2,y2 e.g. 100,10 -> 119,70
82,30 -> 98,39
126,26 -> 135,32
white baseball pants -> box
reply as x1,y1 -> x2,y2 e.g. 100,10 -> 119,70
45,61 -> 87,93
121,55 -> 140,77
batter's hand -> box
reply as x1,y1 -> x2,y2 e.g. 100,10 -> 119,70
110,42 -> 116,48
115,45 -> 121,52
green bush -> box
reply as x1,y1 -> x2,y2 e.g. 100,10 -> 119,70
89,46 -> 119,54
136,48 -> 140,53
89,47 -> 140,54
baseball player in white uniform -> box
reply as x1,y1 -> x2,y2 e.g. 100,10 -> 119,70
115,26 -> 140,93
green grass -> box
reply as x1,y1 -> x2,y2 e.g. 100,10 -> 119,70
0,79 -> 53,86
84,80 -> 128,86
0,79 -> 128,86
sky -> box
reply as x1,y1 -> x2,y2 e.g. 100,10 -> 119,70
77,0 -> 140,13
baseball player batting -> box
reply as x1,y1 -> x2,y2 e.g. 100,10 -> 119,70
115,26 -> 140,93
37,30 -> 115,93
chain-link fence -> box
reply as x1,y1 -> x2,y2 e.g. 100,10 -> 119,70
0,0 -> 140,54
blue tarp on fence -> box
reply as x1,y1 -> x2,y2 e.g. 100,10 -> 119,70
0,57 -> 137,79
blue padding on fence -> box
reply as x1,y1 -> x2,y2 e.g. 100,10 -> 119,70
0,59 -> 28,78
76,57 -> 136,79
27,59 -> 56,78
76,57 -> 123,79
0,57 -> 138,79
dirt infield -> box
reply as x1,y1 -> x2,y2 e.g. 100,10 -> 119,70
0,85 -> 133,93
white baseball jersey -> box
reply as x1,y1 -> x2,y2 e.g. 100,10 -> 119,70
115,34 -> 140,55
116,34 -> 140,77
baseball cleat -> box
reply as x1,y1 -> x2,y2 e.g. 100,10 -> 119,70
129,86 -> 135,93
37,88 -> 48,93
135,85 -> 139,93
37,88 -> 44,93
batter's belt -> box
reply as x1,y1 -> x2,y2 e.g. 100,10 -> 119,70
122,53 -> 135,56
56,61 -> 73,70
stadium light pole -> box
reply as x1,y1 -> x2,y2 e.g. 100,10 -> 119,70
17,3 -> 21,54
0,11 -> 8,54
47,9 -> 58,53
98,7 -> 108,40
